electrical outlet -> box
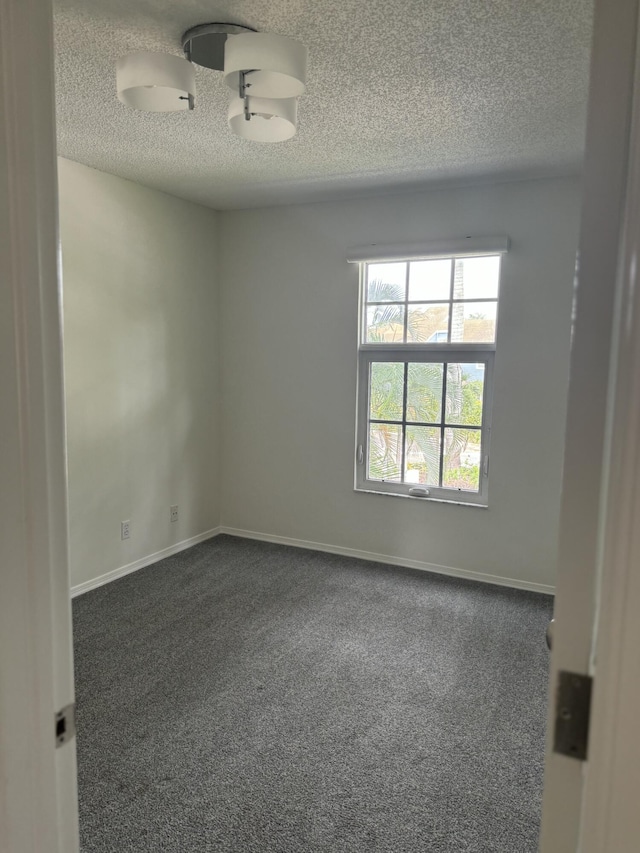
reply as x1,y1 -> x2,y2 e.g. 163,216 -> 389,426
170,505 -> 179,523
121,520 -> 131,540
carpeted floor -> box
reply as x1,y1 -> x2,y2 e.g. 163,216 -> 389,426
73,535 -> 553,852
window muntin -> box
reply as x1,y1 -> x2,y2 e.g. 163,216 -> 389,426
356,253 -> 500,505
364,256 -> 500,345
366,358 -> 488,493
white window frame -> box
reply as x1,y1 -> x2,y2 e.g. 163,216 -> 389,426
353,244 -> 507,507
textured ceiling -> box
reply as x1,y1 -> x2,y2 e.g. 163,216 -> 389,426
54,0 -> 594,210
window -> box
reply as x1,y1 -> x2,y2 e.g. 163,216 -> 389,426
355,252 -> 503,506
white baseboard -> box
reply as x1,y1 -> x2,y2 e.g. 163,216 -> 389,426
219,526 -> 555,595
70,527 -> 222,598
70,524 -> 555,598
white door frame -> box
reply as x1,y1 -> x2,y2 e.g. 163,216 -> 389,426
0,0 -> 79,851
540,0 -> 640,850
578,7 -> 640,846
3,0 -> 640,850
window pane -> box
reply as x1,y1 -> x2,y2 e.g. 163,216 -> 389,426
443,428 -> 481,491
406,304 -> 449,343
450,302 -> 497,343
369,362 -> 404,421
408,259 -> 451,301
367,262 -> 407,302
453,256 -> 500,299
406,362 -> 443,423
368,423 -> 403,482
366,304 -> 405,342
405,426 -> 440,485
445,363 -> 485,426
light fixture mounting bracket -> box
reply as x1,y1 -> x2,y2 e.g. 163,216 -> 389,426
182,23 -> 257,71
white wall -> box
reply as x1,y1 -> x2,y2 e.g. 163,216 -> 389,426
218,177 -> 581,590
59,168 -> 580,592
58,158 -> 220,590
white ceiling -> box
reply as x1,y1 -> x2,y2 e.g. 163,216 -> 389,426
54,0 -> 594,210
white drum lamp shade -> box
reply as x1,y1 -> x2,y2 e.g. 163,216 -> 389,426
228,96 -> 297,142
116,52 -> 196,111
224,33 -> 307,99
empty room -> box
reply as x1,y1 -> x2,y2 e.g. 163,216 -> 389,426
56,0 -> 590,850
13,0 -> 640,850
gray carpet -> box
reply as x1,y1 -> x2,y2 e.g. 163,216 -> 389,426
73,534 -> 553,852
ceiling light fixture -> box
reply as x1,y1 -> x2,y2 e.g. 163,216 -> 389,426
223,33 -> 307,99
116,52 -> 196,112
116,23 -> 308,143
228,96 -> 298,142
182,23 -> 256,72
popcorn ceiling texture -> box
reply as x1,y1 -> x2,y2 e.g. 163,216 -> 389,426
54,0 -> 593,210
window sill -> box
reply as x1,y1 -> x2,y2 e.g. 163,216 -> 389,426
354,487 -> 488,508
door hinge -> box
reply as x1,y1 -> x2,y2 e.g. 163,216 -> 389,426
55,702 -> 76,748
553,671 -> 593,761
